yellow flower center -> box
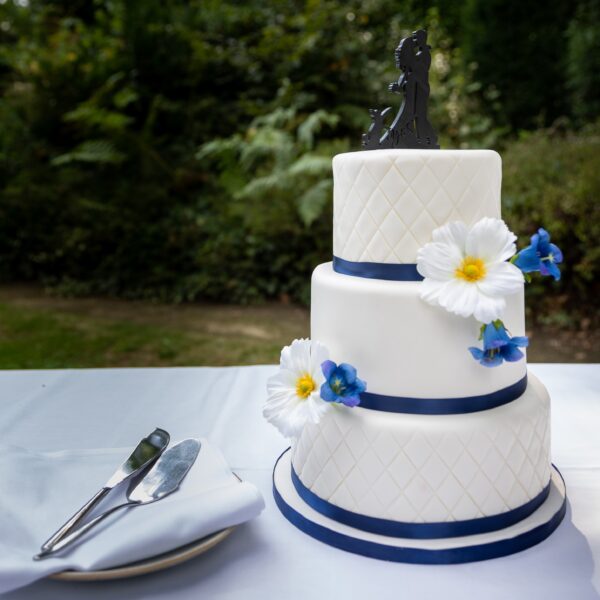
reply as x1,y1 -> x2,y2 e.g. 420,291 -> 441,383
296,373 -> 316,399
455,256 -> 486,282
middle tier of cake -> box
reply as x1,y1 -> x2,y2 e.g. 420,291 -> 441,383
312,262 -> 527,400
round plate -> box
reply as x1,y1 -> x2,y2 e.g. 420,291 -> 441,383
274,449 -> 567,564
50,527 -> 235,581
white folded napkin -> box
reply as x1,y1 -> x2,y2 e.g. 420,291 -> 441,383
0,438 -> 264,593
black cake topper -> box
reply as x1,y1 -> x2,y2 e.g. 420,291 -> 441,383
362,30 -> 439,150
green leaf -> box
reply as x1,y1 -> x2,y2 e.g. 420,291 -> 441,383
297,179 -> 332,226
236,173 -> 287,200
288,154 -> 331,177
297,110 -> 339,149
64,106 -> 133,132
51,140 -> 126,166
113,87 -> 139,109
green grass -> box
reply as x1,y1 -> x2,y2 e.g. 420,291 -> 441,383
0,304 -> 187,368
0,287 -> 309,369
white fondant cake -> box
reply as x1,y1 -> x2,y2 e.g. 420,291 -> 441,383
333,149 -> 501,264
270,145 -> 565,562
292,148 -> 553,525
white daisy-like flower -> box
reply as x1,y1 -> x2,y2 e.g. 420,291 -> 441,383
416,218 -> 524,323
263,339 -> 331,440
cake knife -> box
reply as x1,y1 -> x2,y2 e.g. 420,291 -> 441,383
34,438 -> 200,559
38,427 -> 170,555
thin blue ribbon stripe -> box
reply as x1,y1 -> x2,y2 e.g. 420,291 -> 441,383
359,375 -> 528,415
333,256 -> 424,281
291,464 -> 550,540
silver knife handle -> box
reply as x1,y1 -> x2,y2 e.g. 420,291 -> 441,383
39,486 -> 111,553
35,501 -> 131,559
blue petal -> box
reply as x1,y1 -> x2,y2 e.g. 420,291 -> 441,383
481,353 -> 504,367
321,360 -> 337,380
547,260 -> 561,281
320,382 -> 339,403
549,243 -> 563,263
537,228 -> 550,245
353,377 -> 367,394
500,344 -> 525,362
510,335 -> 529,348
537,230 -> 554,258
468,346 -> 485,360
483,322 -> 510,350
341,394 -> 361,408
338,363 -> 357,385
539,260 -> 561,281
514,246 -> 541,273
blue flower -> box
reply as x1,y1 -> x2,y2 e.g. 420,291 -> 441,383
320,360 -> 366,407
468,321 -> 529,368
514,228 -> 563,281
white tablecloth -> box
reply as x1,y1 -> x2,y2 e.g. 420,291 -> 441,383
0,364 -> 598,599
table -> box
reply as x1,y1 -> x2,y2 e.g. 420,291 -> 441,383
0,364 -> 598,599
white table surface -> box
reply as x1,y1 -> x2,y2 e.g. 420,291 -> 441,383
0,363 -> 598,599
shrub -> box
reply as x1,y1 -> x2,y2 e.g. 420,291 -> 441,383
0,0 -> 597,323
502,123 -> 600,327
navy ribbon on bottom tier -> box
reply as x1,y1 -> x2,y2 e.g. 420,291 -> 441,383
359,375 -> 528,415
291,465 -> 551,539
274,456 -> 566,564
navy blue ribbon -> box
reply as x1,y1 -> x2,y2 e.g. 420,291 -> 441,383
291,464 -> 550,540
359,375 -> 528,415
273,453 -> 567,564
333,256 -> 424,281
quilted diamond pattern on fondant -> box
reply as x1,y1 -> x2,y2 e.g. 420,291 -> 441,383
292,377 -> 550,524
333,150 -> 501,263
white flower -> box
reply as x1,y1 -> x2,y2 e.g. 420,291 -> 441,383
263,339 -> 331,439
416,218 -> 524,323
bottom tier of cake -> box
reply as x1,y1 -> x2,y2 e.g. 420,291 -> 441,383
273,450 -> 566,564
292,372 -> 551,525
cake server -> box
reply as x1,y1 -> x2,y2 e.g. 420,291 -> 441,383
38,427 -> 170,555
34,438 -> 200,559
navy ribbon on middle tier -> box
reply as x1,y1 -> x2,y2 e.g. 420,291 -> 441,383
358,375 -> 528,415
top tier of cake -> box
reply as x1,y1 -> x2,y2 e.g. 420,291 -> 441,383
333,149 -> 501,264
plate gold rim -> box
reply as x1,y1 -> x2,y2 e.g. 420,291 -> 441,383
50,527 -> 235,582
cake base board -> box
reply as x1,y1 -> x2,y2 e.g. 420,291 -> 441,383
273,449 -> 566,564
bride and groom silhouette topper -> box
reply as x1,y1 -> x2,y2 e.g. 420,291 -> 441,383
363,29 -> 439,150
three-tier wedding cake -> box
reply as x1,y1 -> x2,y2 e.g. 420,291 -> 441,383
266,31 -> 566,563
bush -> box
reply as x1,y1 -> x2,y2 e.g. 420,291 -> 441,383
502,123 -> 600,327
460,0 -> 577,130
567,0 -> 600,124
0,0 -> 597,321
0,1 -> 486,303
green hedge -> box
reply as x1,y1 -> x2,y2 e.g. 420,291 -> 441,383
0,0 -> 598,323
502,124 -> 600,326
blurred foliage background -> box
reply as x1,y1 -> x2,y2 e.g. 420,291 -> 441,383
0,0 -> 598,347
